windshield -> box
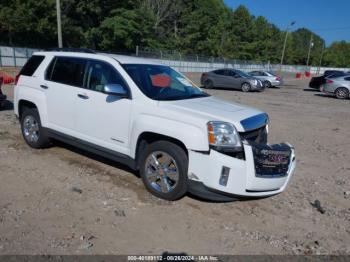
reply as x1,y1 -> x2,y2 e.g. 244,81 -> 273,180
122,64 -> 209,101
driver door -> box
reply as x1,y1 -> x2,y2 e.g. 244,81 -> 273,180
75,59 -> 132,155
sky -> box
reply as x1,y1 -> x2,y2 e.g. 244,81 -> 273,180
224,0 -> 350,46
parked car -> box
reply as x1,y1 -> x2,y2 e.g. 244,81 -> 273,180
321,75 -> 350,99
14,50 -> 296,201
0,77 -> 7,109
248,71 -> 283,88
200,69 -> 264,92
309,70 -> 347,90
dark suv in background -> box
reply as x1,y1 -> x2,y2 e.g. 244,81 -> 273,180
309,70 -> 349,90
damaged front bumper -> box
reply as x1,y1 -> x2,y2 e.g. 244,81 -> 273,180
187,142 -> 296,201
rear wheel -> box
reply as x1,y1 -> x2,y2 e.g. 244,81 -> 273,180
263,81 -> 271,88
241,82 -> 251,92
20,108 -> 51,149
204,79 -> 214,89
335,87 -> 349,99
139,141 -> 188,201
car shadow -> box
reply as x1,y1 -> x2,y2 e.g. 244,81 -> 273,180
314,93 -> 336,99
303,88 -> 319,92
0,100 -> 14,111
52,141 -> 262,203
53,140 -> 139,178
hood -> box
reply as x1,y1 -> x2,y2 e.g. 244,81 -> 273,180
159,96 -> 267,132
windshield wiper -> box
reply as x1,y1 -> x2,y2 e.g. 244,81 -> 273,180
185,93 -> 210,99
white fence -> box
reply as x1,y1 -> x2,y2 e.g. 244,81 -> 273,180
1,45 -> 349,75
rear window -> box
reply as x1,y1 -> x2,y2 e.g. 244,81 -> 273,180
46,57 -> 86,87
20,55 -> 45,76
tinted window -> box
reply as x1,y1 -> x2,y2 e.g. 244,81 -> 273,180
226,70 -> 236,76
84,60 -> 126,92
20,55 -> 45,76
48,57 -> 86,87
345,77 -> 350,81
328,72 -> 346,79
214,69 -> 225,75
250,71 -> 259,76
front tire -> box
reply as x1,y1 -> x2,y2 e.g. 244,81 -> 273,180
241,82 -> 251,92
335,87 -> 349,99
139,141 -> 188,201
20,108 -> 51,149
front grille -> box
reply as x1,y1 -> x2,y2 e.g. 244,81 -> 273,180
252,143 -> 292,178
240,126 -> 267,144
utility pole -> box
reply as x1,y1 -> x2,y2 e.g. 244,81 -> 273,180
280,21 -> 296,71
317,42 -> 325,74
306,34 -> 314,67
56,0 -> 63,48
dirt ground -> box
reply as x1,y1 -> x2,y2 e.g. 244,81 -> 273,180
0,77 -> 349,255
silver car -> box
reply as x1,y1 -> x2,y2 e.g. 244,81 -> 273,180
321,75 -> 350,99
200,69 -> 264,92
249,71 -> 283,88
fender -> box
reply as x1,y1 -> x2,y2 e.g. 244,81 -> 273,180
16,86 -> 48,126
130,114 -> 209,158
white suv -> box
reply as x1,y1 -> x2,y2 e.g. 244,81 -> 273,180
14,50 -> 296,201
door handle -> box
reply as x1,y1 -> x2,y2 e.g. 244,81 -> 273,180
77,93 -> 89,99
40,85 -> 49,89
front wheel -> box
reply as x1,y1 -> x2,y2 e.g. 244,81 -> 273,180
139,141 -> 188,201
335,87 -> 349,99
241,82 -> 251,92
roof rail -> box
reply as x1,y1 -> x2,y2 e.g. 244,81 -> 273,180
45,48 -> 96,54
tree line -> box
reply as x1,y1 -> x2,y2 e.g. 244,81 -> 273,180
0,0 -> 349,67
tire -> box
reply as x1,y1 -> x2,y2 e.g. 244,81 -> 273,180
204,79 -> 214,89
241,82 -> 251,92
335,87 -> 349,99
263,81 -> 271,88
139,141 -> 188,201
20,107 -> 51,149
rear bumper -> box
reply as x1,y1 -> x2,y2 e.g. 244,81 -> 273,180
188,143 -> 296,200
271,80 -> 283,86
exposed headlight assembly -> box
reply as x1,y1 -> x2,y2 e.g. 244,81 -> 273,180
207,121 -> 242,152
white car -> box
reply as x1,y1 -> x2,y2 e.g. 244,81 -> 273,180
14,49 -> 296,201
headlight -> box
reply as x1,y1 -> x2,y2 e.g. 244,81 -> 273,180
207,121 -> 242,151
253,79 -> 258,85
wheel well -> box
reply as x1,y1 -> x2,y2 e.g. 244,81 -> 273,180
18,100 -> 37,119
135,132 -> 188,169
335,87 -> 349,92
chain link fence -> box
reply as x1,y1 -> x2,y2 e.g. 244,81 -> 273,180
1,45 -> 349,76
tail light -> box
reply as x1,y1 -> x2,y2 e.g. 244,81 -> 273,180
15,74 -> 20,85
201,73 -> 208,79
326,79 -> 333,84
276,76 -> 281,81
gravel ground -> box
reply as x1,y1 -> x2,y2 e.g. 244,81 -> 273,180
0,78 -> 349,255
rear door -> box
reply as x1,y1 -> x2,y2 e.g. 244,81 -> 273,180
44,56 -> 86,135
211,70 -> 227,87
75,59 -> 132,155
225,70 -> 241,89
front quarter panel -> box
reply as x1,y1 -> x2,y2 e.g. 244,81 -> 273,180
130,113 -> 209,158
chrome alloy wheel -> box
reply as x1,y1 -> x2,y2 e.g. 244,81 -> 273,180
242,83 -> 251,92
144,151 -> 179,193
23,115 -> 40,143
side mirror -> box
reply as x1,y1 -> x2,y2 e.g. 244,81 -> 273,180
103,84 -> 128,98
